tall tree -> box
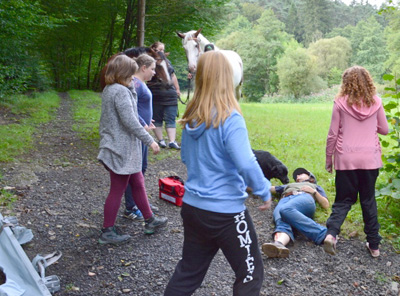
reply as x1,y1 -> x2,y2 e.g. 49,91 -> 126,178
298,0 -> 333,45
137,0 -> 146,46
307,36 -> 352,80
0,0 -> 54,98
218,9 -> 291,101
384,8 -> 400,76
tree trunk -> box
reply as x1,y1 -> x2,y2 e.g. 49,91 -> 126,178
120,0 -> 136,51
92,13 -> 117,90
87,42 -> 93,89
137,0 -> 146,47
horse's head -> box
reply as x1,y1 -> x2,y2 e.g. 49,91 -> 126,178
146,49 -> 171,86
177,28 -> 203,74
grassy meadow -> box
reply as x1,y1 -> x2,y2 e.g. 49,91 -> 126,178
1,90 -> 399,249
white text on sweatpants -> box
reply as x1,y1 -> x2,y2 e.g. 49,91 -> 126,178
234,211 -> 254,283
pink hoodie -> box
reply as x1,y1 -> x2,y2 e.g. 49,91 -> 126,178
326,95 -> 389,170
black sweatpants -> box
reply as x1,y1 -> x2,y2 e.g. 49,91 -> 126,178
164,203 -> 264,296
326,169 -> 381,249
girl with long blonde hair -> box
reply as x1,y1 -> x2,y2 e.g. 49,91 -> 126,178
165,51 -> 272,296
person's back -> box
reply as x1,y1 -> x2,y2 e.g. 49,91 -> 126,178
164,51 -> 271,296
329,95 -> 386,170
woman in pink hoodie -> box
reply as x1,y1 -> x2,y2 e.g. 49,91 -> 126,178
323,66 -> 388,258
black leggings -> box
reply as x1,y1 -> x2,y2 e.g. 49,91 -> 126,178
326,169 -> 381,249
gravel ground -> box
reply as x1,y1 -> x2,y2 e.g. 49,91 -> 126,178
0,93 -> 399,296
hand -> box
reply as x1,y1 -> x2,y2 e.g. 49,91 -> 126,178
150,141 -> 160,154
258,199 -> 272,211
147,122 -> 156,131
326,163 -> 332,174
176,90 -> 181,97
300,185 -> 315,195
187,73 -> 193,79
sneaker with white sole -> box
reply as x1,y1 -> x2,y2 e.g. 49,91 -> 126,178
158,139 -> 167,148
168,141 -> 180,149
150,203 -> 159,213
98,226 -> 131,245
123,207 -> 144,221
144,215 -> 168,235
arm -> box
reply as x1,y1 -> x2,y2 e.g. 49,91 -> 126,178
377,103 -> 389,135
300,185 -> 330,209
171,73 -> 181,97
224,113 -> 271,203
114,87 -> 154,147
326,103 -> 340,173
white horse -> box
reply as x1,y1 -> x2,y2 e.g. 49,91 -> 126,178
177,28 -> 243,99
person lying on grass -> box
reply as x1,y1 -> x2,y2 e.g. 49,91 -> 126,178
261,168 -> 329,258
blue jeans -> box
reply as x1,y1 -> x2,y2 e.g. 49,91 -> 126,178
273,193 -> 327,245
153,104 -> 178,128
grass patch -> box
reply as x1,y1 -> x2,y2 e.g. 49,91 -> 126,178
0,189 -> 18,210
0,91 -> 60,162
68,90 -> 102,142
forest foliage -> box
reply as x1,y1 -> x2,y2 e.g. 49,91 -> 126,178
1,0 -> 399,102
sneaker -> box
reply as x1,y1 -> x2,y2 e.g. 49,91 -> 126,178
98,226 -> 131,245
262,241 -> 289,258
168,141 -> 180,149
323,234 -> 337,255
144,215 -> 168,235
366,242 -> 380,258
158,139 -> 167,148
150,203 -> 159,213
123,207 -> 144,221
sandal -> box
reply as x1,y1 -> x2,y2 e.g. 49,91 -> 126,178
366,242 -> 380,258
323,234 -> 337,255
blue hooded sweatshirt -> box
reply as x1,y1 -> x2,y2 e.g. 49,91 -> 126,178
181,110 -> 271,214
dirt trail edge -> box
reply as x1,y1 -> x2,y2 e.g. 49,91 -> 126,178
1,93 -> 399,296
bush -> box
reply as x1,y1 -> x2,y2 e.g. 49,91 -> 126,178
277,48 -> 325,99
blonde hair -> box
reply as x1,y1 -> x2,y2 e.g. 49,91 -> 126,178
337,65 -> 376,107
179,51 -> 241,129
104,55 -> 138,87
135,54 -> 155,68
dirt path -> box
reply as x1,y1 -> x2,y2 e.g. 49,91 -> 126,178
1,93 -> 399,295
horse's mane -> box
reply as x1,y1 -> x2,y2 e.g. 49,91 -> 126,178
123,47 -> 150,58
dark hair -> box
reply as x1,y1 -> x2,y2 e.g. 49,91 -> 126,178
123,47 -> 150,58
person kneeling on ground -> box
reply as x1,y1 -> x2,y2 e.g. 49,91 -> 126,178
262,168 -> 330,258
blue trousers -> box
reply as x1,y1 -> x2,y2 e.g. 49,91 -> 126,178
273,193 -> 327,245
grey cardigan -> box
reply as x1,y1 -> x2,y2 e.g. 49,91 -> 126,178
97,83 -> 154,175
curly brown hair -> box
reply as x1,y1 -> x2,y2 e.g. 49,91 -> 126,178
337,66 -> 376,107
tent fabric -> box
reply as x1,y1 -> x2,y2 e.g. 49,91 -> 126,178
0,213 -> 52,296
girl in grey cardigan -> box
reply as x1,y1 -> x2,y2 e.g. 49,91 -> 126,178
98,55 -> 168,245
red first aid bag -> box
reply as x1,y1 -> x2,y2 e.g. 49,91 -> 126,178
158,176 -> 185,206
